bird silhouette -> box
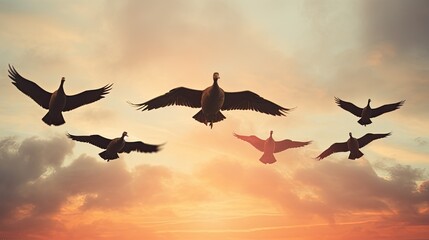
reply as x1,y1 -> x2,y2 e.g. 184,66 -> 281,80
129,72 -> 290,128
67,131 -> 163,161
316,132 -> 391,160
8,65 -> 112,126
234,131 -> 311,164
335,97 -> 405,126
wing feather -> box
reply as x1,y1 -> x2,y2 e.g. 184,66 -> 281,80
66,133 -> 111,149
316,142 -> 349,160
357,133 -> 391,148
8,65 -> 51,109
233,133 -> 265,152
120,141 -> 162,153
63,84 -> 112,111
274,139 -> 311,153
130,87 -> 202,111
222,91 -> 289,116
335,97 -> 363,117
371,101 -> 405,118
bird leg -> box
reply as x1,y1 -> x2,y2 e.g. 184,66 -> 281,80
210,122 -> 213,129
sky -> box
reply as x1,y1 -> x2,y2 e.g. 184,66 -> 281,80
0,0 -> 429,239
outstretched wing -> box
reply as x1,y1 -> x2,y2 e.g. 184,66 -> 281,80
8,65 -> 51,109
129,87 -> 202,111
222,91 -> 289,116
316,142 -> 348,160
371,101 -> 405,118
120,141 -> 163,153
66,133 -> 111,149
274,139 -> 311,153
357,133 -> 391,148
335,97 -> 363,117
233,133 -> 265,152
63,84 -> 112,111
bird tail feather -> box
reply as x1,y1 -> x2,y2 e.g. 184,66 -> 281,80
99,151 -> 119,160
349,150 -> 364,160
259,153 -> 277,164
192,110 -> 206,124
213,111 -> 226,123
192,111 -> 226,124
42,112 -> 65,126
358,118 -> 372,126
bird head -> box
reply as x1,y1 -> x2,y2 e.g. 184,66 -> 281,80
367,99 -> 371,105
349,132 -> 353,138
270,130 -> 273,137
213,72 -> 220,81
122,131 -> 128,138
60,77 -> 65,87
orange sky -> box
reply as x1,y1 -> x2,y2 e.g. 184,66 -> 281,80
0,1 -> 429,239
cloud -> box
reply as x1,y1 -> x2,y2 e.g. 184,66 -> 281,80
362,0 -> 429,56
0,136 -> 73,218
295,159 -> 429,224
415,137 -> 428,147
0,135 -> 211,238
198,156 -> 429,226
1,135 -> 429,239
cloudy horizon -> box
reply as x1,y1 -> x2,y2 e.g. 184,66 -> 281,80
1,1 -> 428,239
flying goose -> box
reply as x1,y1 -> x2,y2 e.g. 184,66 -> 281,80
335,97 -> 405,126
8,65 -> 112,126
316,132 -> 391,160
129,72 -> 290,128
234,131 -> 311,164
67,131 -> 163,161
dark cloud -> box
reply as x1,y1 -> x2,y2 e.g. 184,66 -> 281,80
363,0 -> 429,56
0,136 -> 73,219
296,160 -> 429,224
0,135 -> 189,238
199,157 -> 429,225
1,135 -> 428,238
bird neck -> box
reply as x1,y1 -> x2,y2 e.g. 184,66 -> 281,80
58,82 -> 65,93
211,80 -> 221,92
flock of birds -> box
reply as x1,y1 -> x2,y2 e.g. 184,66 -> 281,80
8,65 -> 405,163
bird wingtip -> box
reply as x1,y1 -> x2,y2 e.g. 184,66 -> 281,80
127,101 -> 147,111
334,97 -> 341,104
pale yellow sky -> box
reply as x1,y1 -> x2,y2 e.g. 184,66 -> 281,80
0,1 -> 428,239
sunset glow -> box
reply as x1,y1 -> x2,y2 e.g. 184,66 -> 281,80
1,1 -> 428,239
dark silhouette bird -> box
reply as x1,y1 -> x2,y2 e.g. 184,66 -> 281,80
335,97 -> 405,126
129,72 -> 290,128
234,131 -> 311,164
316,132 -> 391,160
8,65 -> 112,126
67,131 -> 163,161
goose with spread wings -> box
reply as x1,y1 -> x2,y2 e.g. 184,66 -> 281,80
129,72 -> 290,128
234,131 -> 311,164
335,97 -> 404,126
316,132 -> 391,160
67,131 -> 163,161
8,65 -> 112,126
